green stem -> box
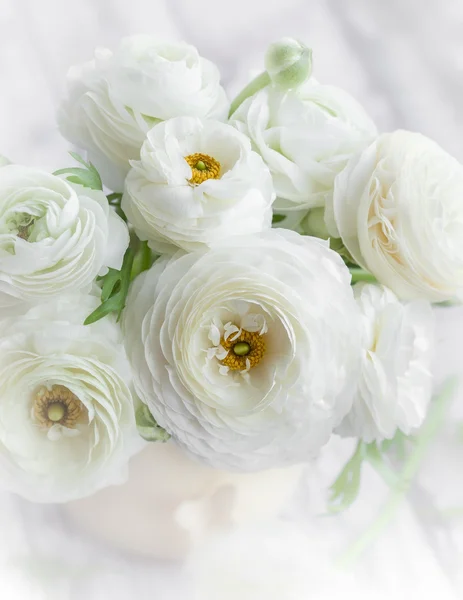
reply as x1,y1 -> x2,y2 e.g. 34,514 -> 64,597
349,268 -> 378,285
107,192 -> 123,204
365,445 -> 400,489
336,378 -> 458,569
229,71 -> 271,118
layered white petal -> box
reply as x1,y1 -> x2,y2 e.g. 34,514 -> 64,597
123,229 -> 361,471
0,165 -> 128,307
231,78 -> 377,228
0,294 -> 141,503
328,130 -> 463,302
59,36 -> 229,191
122,117 -> 275,253
337,283 -> 434,443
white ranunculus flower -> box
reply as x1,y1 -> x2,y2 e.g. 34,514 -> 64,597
122,117 -> 275,253
0,294 -> 141,502
337,283 -> 434,443
327,130 -> 463,302
59,35 -> 229,191
123,229 -> 361,470
0,165 -> 128,308
231,78 -> 377,229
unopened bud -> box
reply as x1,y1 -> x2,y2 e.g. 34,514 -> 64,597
265,38 -> 313,90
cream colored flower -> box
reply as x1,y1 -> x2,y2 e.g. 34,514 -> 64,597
123,229 -> 361,470
0,165 -> 128,308
337,283 -> 434,442
59,35 -> 229,191
0,294 -> 141,502
122,117 -> 275,253
327,130 -> 463,302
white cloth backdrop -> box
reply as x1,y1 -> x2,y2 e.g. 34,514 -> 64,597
1,0 -> 463,598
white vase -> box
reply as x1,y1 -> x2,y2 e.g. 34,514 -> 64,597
64,441 -> 304,560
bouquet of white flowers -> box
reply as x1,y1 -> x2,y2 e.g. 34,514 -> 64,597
0,35 -> 456,515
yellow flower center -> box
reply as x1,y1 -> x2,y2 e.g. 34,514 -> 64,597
185,153 -> 221,184
34,385 -> 85,429
221,329 -> 266,371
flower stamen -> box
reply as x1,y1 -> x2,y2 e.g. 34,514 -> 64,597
185,153 -> 221,185
220,329 -> 266,371
34,385 -> 85,429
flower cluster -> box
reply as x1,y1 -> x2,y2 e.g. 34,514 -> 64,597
0,33 -> 454,503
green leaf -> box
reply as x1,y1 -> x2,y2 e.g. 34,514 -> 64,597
83,294 -> 122,325
68,151 -> 89,166
272,214 -> 286,224
328,441 -> 365,514
54,167 -> 91,178
131,240 -> 155,280
54,152 -> 103,191
100,268 -> 122,302
84,247 -> 135,325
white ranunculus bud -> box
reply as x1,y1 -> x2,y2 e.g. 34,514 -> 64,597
337,283 -> 435,443
122,116 -> 275,253
0,294 -> 141,502
0,155 -> 10,167
265,37 -> 313,90
123,229 -> 361,471
0,164 -> 128,308
59,35 -> 229,192
327,130 -> 463,302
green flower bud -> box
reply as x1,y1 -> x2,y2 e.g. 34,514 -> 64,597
265,38 -> 313,90
0,155 -> 10,167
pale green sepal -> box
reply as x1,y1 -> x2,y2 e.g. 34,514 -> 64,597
265,37 -> 313,91
136,404 -> 171,443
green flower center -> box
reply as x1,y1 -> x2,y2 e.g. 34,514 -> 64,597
7,212 -> 36,241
